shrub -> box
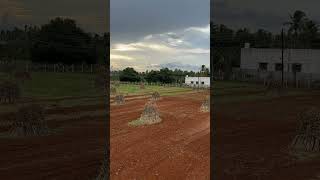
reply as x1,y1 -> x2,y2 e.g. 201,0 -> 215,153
10,104 -> 49,136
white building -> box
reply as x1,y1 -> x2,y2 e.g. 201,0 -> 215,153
184,75 -> 210,87
241,45 -> 320,81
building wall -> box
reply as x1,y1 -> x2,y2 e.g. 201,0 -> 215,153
185,77 -> 210,87
241,48 -> 320,74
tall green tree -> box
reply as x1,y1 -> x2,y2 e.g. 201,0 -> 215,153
30,17 -> 96,64
119,67 -> 141,82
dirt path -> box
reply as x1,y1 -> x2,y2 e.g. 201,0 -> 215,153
214,95 -> 320,180
0,105 -> 107,180
110,95 -> 210,179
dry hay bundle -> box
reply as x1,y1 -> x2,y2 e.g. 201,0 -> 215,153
264,80 -> 284,97
0,80 -> 20,104
10,104 -> 49,136
139,101 -> 161,125
96,153 -> 107,180
140,82 -> 145,89
110,85 -> 117,95
115,94 -> 125,105
151,91 -> 160,100
113,81 -> 120,87
200,96 -> 210,112
290,108 -> 320,152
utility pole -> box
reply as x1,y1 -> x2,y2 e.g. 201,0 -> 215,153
281,28 -> 284,87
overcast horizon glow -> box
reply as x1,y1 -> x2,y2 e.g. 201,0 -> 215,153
111,0 -> 210,72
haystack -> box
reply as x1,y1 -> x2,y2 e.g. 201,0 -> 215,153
139,101 -> 161,125
110,86 -> 117,95
0,80 -> 20,104
10,104 -> 49,136
151,91 -> 160,101
290,107 -> 320,152
200,96 -> 210,112
264,80 -> 284,97
96,155 -> 107,180
140,82 -> 145,89
115,94 -> 125,105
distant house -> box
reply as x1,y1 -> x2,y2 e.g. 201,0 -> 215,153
240,43 -> 320,81
184,75 -> 210,87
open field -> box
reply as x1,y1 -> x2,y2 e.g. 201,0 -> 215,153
114,83 -> 194,96
213,80 -> 320,180
0,72 -> 106,179
110,88 -> 210,179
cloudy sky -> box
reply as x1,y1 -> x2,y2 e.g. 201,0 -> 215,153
0,0 -> 108,34
111,0 -> 210,72
212,0 -> 320,33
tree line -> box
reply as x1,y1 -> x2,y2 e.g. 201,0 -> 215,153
112,65 -> 210,84
0,17 -> 109,65
212,10 -> 320,78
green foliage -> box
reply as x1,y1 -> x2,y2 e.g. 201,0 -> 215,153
119,67 -> 141,82
30,17 -> 97,64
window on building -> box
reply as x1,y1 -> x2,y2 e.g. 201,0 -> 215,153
275,63 -> 283,71
196,81 -> 199,84
292,63 -> 302,72
259,63 -> 268,71
201,82 -> 205,84
191,81 -> 194,84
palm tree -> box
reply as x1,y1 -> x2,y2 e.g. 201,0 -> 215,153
301,20 -> 319,48
284,10 -> 307,48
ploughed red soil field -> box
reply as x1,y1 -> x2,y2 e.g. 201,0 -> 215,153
215,94 -> 320,180
0,104 -> 107,179
110,93 -> 210,179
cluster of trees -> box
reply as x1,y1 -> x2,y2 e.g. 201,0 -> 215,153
212,10 -> 320,77
115,65 -> 210,84
0,17 -> 109,65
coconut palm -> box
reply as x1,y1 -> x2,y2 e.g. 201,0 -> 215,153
284,10 -> 307,47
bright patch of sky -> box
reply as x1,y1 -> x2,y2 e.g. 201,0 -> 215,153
111,24 -> 209,72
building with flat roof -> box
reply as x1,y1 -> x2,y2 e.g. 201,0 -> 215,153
184,75 -> 210,87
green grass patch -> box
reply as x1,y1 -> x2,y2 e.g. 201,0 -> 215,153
0,72 -> 103,99
117,84 -> 192,96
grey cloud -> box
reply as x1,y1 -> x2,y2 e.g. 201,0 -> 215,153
212,0 -> 320,33
111,0 -> 209,43
0,0 -> 108,33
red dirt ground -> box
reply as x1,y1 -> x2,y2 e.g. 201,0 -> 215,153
0,104 -> 107,180
110,93 -> 210,180
214,94 -> 320,180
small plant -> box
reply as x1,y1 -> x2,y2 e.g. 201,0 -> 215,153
10,104 -> 49,136
151,91 -> 160,101
290,107 -> 320,152
115,94 -> 125,105
200,96 -> 210,112
0,80 -> 21,104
